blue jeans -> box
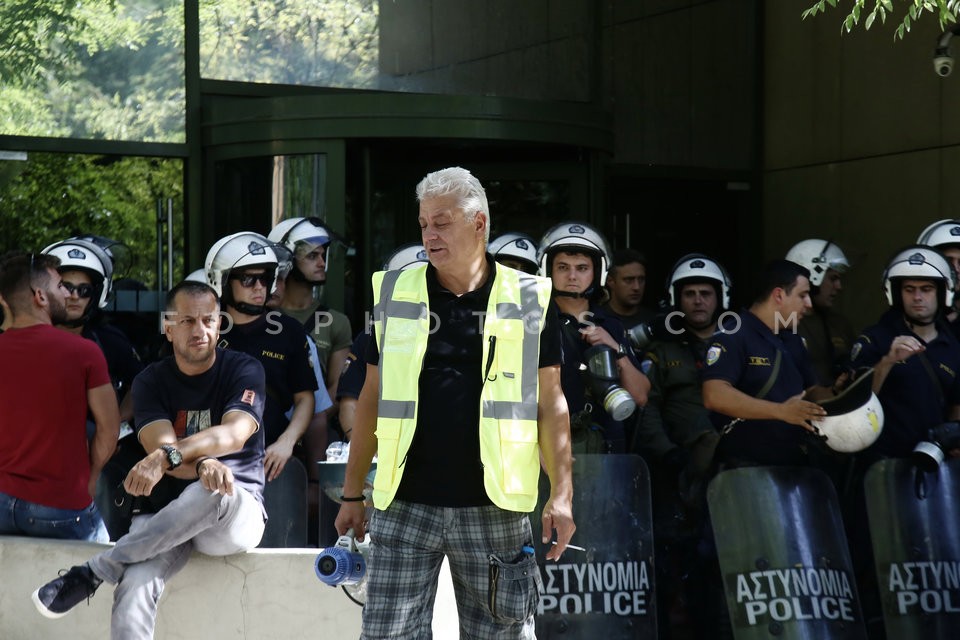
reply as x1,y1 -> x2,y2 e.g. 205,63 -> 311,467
0,491 -> 108,542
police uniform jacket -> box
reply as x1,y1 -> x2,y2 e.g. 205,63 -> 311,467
636,333 -> 715,460
702,309 -> 820,466
850,308 -> 960,457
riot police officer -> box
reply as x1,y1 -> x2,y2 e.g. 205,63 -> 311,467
917,219 -> 960,337
538,222 -> 649,453
488,231 -> 539,274
633,253 -> 733,639
42,237 -> 142,431
785,239 -> 856,385
205,231 -> 318,475
850,245 -> 960,459
268,218 -> 353,404
635,254 -> 732,497
702,259 -> 831,468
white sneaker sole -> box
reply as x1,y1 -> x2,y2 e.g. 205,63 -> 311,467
31,588 -> 69,619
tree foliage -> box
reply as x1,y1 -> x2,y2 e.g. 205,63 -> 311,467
0,0 -> 379,143
0,0 -> 185,142
803,0 -> 960,39
0,153 -> 183,288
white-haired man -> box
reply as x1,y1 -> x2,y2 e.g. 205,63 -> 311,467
336,167 -> 575,638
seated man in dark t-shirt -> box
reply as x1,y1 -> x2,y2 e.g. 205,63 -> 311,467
33,281 -> 268,639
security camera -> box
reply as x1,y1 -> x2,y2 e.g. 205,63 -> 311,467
934,49 -> 954,77
935,25 -> 960,77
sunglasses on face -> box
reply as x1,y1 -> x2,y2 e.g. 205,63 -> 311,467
231,273 -> 274,288
63,282 -> 95,298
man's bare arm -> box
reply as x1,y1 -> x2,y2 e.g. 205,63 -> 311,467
87,383 -> 121,497
702,379 -> 825,429
537,365 -> 575,561
335,364 -> 379,542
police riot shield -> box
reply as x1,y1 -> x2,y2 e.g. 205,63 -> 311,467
864,457 -> 960,639
531,453 -> 656,639
708,467 -> 866,640
260,457 -> 308,547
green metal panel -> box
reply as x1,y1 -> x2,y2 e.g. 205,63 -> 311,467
202,92 -> 613,153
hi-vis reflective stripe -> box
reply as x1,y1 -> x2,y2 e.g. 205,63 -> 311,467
482,401 -> 538,421
379,399 -> 416,420
481,274 -> 542,421
495,302 -> 524,320
375,270 -> 425,415
373,270 -> 427,354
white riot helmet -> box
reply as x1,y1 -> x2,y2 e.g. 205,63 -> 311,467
667,253 -> 731,309
41,238 -> 114,310
268,217 -> 331,252
785,239 -> 850,287
382,243 -> 428,271
204,232 -> 278,308
184,269 -> 207,284
268,217 -> 332,284
537,222 -> 612,300
917,219 -> 960,248
882,245 -> 955,309
811,369 -> 884,452
488,232 -> 539,274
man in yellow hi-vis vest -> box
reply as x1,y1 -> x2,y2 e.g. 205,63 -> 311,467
337,167 -> 575,639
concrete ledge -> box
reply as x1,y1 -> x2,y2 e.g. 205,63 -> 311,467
0,536 -> 361,639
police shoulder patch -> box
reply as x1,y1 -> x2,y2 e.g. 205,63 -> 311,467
706,345 -> 722,366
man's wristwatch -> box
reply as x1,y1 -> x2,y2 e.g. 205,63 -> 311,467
159,444 -> 183,471
616,343 -> 629,360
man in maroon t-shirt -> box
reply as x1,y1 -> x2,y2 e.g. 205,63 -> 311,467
0,252 -> 120,541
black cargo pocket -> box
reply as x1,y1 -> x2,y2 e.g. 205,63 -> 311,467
487,551 -> 541,622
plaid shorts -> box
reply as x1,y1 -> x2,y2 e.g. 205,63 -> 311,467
361,500 -> 541,640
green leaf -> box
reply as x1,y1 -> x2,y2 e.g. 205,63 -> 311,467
881,0 -> 893,10
896,23 -> 906,39
865,8 -> 877,29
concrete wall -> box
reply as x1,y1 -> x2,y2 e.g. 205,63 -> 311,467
0,536 -> 461,639
764,1 -> 960,331
0,537 -> 361,639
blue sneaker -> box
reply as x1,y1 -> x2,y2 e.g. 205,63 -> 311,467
32,564 -> 102,619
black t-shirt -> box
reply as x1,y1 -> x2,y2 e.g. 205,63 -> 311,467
132,349 -> 267,509
337,329 -> 372,401
217,312 -> 318,445
367,259 -> 561,506
84,322 -> 143,401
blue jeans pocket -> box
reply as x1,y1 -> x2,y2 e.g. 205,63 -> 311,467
24,500 -> 106,541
